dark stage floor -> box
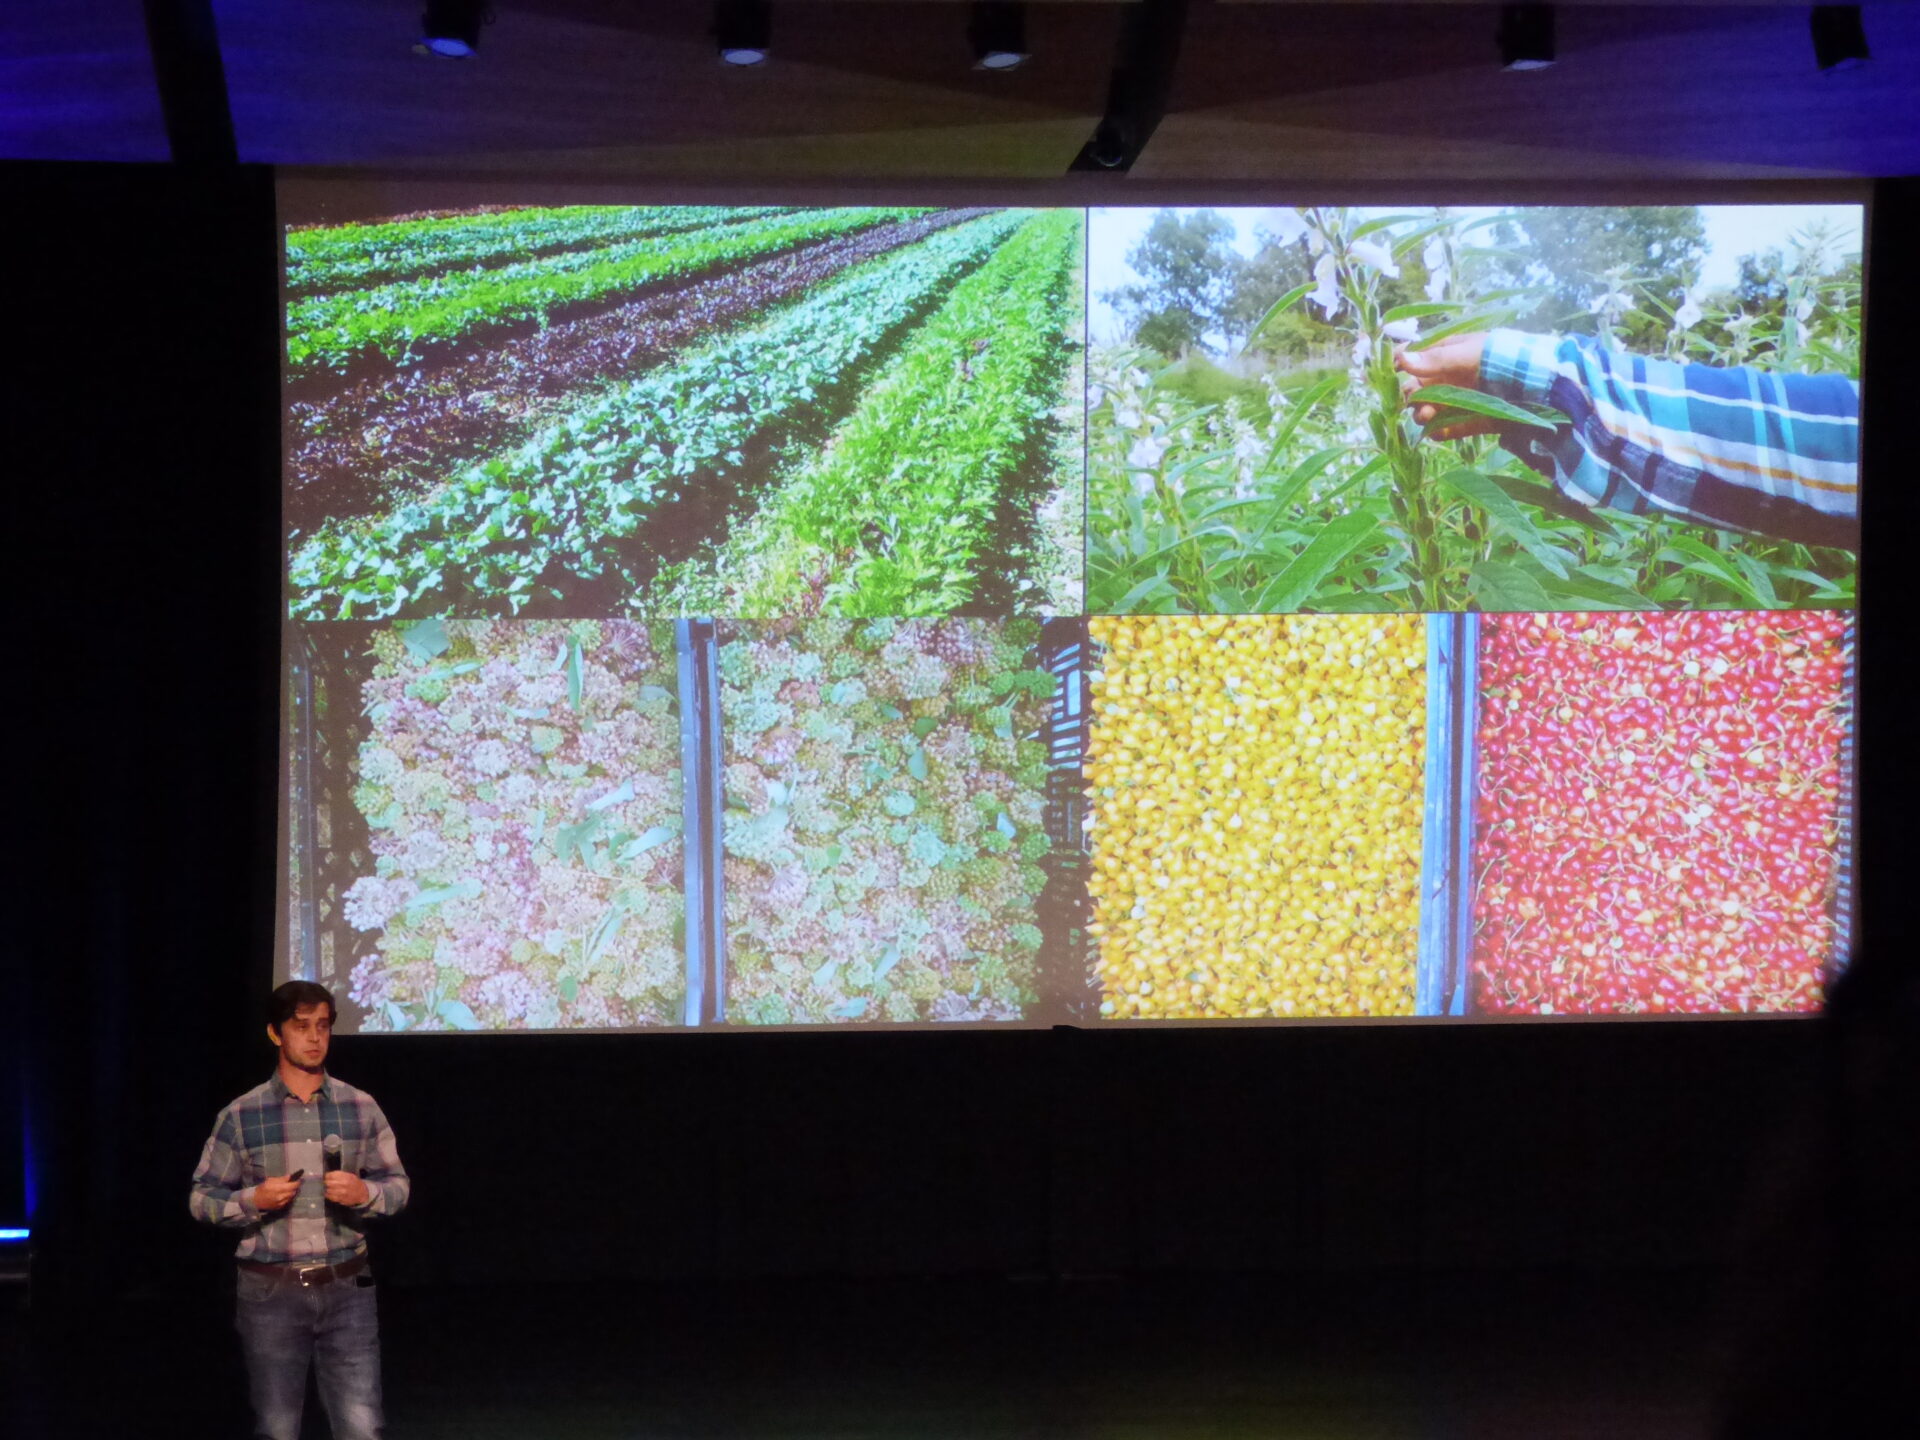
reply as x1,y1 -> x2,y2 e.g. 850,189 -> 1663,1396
4,1268 -> 1762,1438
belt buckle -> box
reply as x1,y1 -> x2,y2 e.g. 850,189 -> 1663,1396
294,1261 -> 330,1288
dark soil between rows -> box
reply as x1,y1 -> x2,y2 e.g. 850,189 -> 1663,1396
285,209 -> 996,538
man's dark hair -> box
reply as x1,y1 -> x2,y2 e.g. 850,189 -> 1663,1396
268,980 -> 338,1034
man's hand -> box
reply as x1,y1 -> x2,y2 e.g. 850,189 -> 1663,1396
1395,332 -> 1499,441
324,1171 -> 371,1207
253,1174 -> 303,1211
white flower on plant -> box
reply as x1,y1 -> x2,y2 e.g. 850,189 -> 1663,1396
1795,292 -> 1816,323
1381,318 -> 1421,344
1590,286 -> 1635,325
1351,330 -> 1376,370
1114,406 -> 1143,430
1310,255 -> 1341,320
1423,235 -> 1450,302
1348,238 -> 1400,278
1673,289 -> 1704,332
1127,434 -> 1170,472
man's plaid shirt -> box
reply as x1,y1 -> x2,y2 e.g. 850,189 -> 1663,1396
1480,328 -> 1859,552
190,1070 -> 409,1265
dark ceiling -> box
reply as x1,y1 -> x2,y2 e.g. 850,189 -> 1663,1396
7,2 -> 1919,179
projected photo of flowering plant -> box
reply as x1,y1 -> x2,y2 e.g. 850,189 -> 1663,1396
1087,204 -> 1861,615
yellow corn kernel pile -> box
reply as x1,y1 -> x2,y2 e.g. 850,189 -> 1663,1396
1086,614 -> 1427,1020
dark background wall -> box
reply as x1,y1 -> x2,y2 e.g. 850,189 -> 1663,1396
11,165 -> 1915,1302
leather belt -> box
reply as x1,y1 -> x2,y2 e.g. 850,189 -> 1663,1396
238,1252 -> 369,1288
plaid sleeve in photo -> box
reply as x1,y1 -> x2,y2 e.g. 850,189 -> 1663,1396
1479,328 -> 1859,552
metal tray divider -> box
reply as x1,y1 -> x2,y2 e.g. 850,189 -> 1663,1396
676,619 -> 724,1027
1449,613 -> 1481,1017
1415,616 -> 1450,1016
1039,616 -> 1092,1023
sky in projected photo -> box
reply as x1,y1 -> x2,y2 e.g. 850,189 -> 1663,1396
276,190 -> 1860,1032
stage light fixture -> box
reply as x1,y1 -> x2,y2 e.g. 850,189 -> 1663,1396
716,0 -> 771,66
415,0 -> 489,58
1497,4 -> 1556,71
1811,6 -> 1870,71
969,3 -> 1030,72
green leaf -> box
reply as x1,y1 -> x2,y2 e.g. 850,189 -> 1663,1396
1468,560 -> 1553,611
553,812 -> 607,865
1246,281 -> 1314,346
437,999 -> 482,1031
907,748 -> 929,782
1381,301 -> 1461,325
399,617 -> 450,662
619,825 -> 678,860
1405,385 -> 1558,433
558,976 -> 579,1004
1106,572 -> 1178,613
874,942 -> 902,982
812,958 -> 840,990
1350,212 -> 1427,242
1322,592 -> 1396,613
1537,568 -> 1651,610
1251,512 -> 1381,613
1405,308 -> 1517,350
1656,535 -> 1762,606
404,878 -> 482,918
1479,468 -> 1619,536
1433,468 -> 1569,578
1731,551 -> 1780,608
566,637 -> 585,711
829,997 -> 870,1019
586,778 -> 635,812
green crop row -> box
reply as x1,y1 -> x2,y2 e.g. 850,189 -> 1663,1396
288,210 -> 1028,620
286,205 -> 782,297
669,211 -> 1081,616
286,206 -> 924,379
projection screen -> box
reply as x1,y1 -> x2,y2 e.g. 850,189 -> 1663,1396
276,185 -> 1862,1032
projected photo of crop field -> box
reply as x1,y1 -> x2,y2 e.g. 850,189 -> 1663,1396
717,619 -> 1056,1025
287,619 -> 687,1032
1084,614 -> 1430,1020
284,204 -> 1084,621
1088,204 -> 1861,615
1469,610 -> 1851,1016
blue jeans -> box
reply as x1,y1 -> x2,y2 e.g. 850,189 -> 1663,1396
234,1266 -> 384,1440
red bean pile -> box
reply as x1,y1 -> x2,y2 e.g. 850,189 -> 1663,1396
1471,611 -> 1850,1016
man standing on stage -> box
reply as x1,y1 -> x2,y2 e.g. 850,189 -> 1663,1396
191,981 -> 410,1440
